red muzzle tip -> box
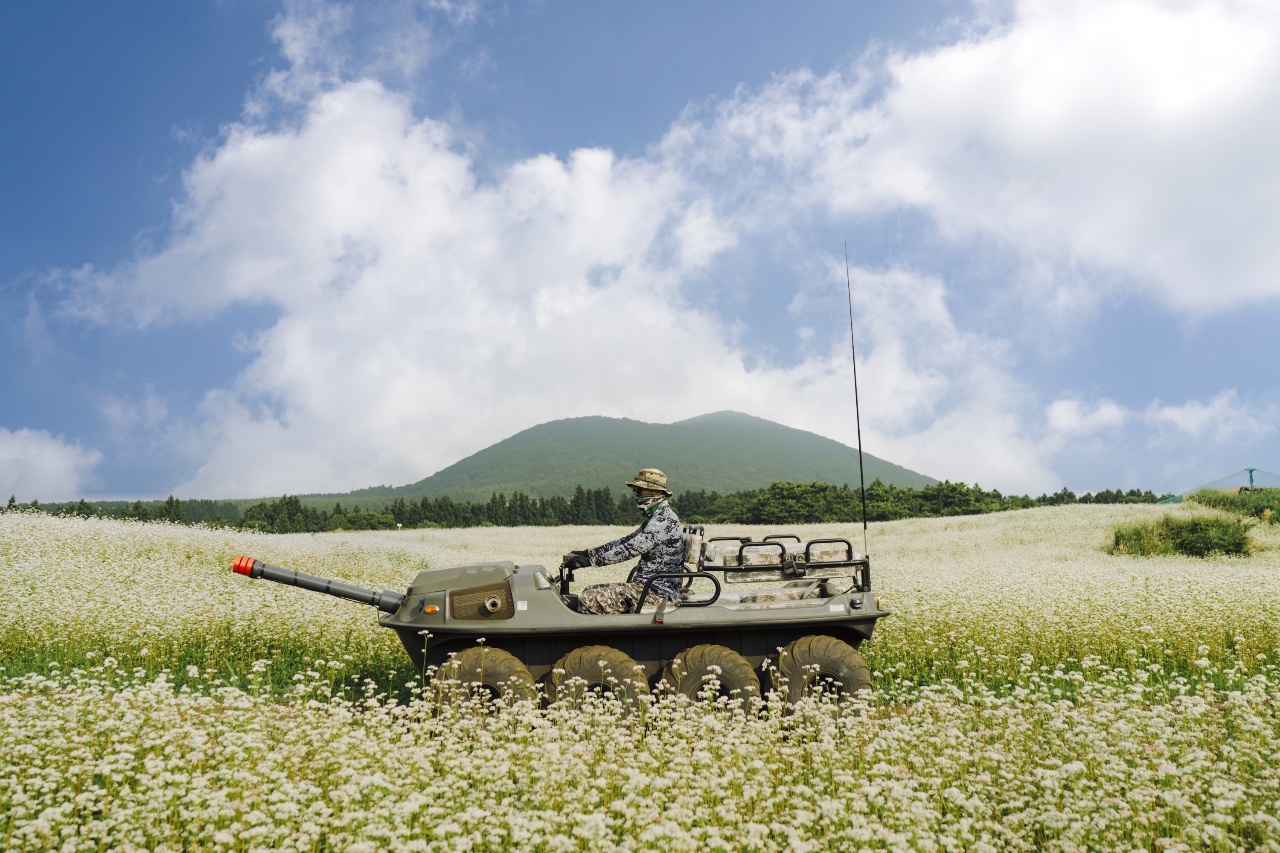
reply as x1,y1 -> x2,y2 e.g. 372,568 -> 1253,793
232,555 -> 257,576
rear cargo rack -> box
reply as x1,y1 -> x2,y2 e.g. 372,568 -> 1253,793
679,528 -> 872,598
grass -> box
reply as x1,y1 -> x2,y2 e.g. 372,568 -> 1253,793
1187,487 -> 1280,523
1110,513 -> 1252,557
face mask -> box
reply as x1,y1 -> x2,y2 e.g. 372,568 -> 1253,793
634,492 -> 665,514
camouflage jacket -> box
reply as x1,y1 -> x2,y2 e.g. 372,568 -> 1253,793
587,502 -> 684,599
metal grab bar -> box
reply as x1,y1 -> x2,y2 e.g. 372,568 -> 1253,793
736,540 -> 786,565
634,572 -> 721,613
804,538 -> 854,563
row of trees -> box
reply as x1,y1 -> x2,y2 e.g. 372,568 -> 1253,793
4,494 -> 243,525
237,487 -> 647,534
6,482 -> 1172,534
672,482 -> 1171,525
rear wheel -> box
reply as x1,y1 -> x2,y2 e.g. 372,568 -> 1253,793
436,646 -> 537,703
661,644 -> 760,703
777,636 -> 872,702
546,645 -> 649,705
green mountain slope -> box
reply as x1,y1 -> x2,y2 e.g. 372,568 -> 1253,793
334,411 -> 935,504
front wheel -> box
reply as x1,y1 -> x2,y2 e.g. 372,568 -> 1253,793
776,635 -> 872,702
436,646 -> 537,703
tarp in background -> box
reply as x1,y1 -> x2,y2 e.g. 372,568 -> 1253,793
1159,467 -> 1280,503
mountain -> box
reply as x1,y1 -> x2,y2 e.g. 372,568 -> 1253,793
329,411 -> 935,505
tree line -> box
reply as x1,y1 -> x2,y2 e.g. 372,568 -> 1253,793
6,481 -> 1172,534
233,487 -> 648,533
673,481 -> 1171,525
4,495 -> 242,526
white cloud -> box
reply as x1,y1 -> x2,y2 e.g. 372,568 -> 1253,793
250,0 -> 488,114
758,263 -> 1055,491
1045,398 -> 1129,441
1145,390 -> 1272,445
423,0 -> 484,27
54,62 -> 1058,495
54,72 -> 757,495
669,0 -> 1280,314
672,200 -> 737,271
0,429 -> 101,502
45,0 -> 1280,498
1033,390 -> 1276,492
254,0 -> 354,109
100,389 -> 169,435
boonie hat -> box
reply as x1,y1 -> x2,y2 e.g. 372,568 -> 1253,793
626,468 -> 672,495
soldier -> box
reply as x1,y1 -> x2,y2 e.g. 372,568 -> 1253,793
566,468 -> 685,615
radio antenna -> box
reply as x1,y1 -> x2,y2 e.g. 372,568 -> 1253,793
844,242 -> 870,558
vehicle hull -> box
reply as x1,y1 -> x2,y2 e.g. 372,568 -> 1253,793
378,562 -> 887,682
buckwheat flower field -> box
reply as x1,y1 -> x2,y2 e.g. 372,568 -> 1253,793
3,505 -> 1279,851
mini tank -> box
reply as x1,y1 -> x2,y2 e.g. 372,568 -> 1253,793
229,527 -> 889,703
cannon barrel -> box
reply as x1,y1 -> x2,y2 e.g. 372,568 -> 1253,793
231,555 -> 405,614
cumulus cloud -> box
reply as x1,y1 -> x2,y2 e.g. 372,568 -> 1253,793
1044,398 -> 1129,444
54,61 -> 1053,494
0,429 -> 101,502
669,0 -> 1280,314
1033,389 -> 1276,493
42,0 -> 1280,497
1044,392 -> 1274,448
54,68 -> 764,495
250,0 -> 480,111
780,264 -> 1057,490
1145,390 -> 1273,445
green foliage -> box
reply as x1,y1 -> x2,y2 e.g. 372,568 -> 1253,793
174,498 -> 244,526
1166,516 -> 1253,557
1110,520 -> 1176,556
672,480 -> 1167,525
227,487 -> 646,533
241,495 -> 331,533
1110,514 -> 1252,558
53,499 -> 101,519
120,500 -> 152,522
1187,488 -> 1280,524
327,502 -> 397,531
1076,487 -> 1170,505
38,496 -> 244,526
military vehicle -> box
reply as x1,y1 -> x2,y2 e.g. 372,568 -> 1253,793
230,527 -> 888,703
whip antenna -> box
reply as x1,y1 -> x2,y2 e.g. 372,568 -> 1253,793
844,242 -> 870,558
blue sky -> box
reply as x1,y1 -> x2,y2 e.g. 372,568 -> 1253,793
3,0 -> 1279,501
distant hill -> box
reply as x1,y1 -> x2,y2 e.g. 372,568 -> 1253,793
320,411 -> 935,505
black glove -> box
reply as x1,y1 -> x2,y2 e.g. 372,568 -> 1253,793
565,550 -> 590,570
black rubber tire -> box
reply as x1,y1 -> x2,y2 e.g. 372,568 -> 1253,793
437,646 -> 537,703
776,635 -> 872,702
546,645 -> 649,705
661,644 -> 761,703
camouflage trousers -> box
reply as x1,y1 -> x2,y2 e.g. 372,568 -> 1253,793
579,582 -> 668,615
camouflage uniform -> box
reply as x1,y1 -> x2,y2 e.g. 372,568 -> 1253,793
577,583 -> 666,616
580,501 -> 684,615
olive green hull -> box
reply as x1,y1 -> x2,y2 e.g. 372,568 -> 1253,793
378,561 -> 887,682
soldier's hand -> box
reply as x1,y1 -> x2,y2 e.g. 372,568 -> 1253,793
565,550 -> 590,570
